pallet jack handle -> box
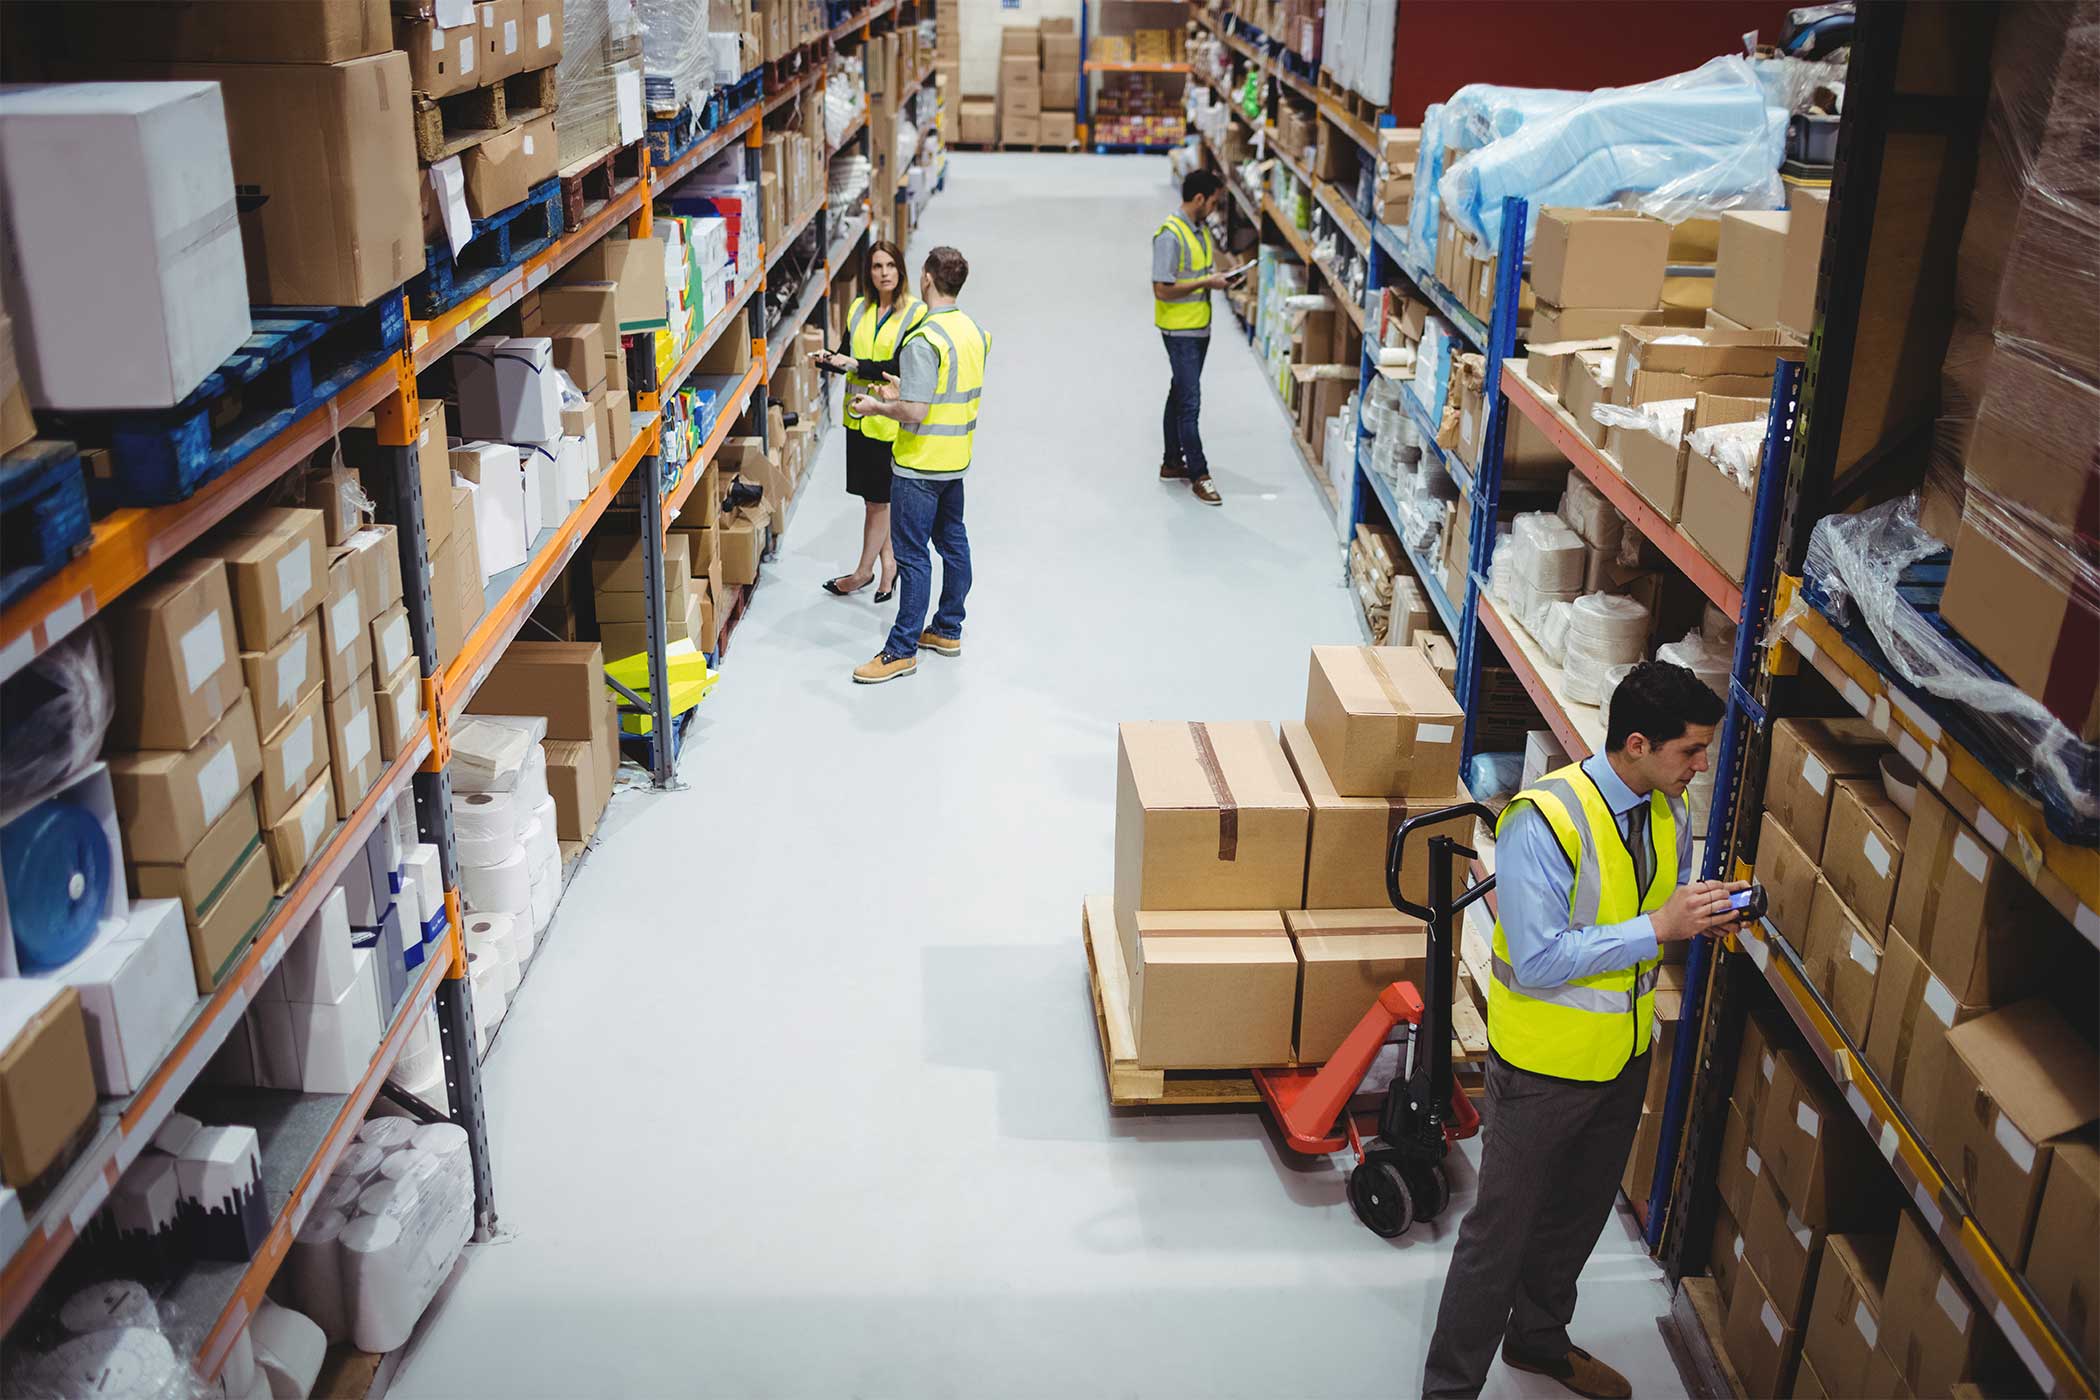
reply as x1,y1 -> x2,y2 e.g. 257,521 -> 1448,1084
1384,802 -> 1501,924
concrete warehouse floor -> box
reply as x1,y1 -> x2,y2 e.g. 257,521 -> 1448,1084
391,152 -> 1683,1400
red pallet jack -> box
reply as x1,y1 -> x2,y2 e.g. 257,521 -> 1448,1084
1253,803 -> 1499,1237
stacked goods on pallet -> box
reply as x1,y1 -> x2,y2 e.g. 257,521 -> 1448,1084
447,715 -> 562,1012
1372,126 -> 1418,228
638,0 -> 718,131
1100,646 -> 1467,1070
1748,713 -> 2100,1380
996,23 -> 1039,148
934,0 -> 959,138
467,643 -> 619,855
862,27 -> 922,243
1038,16 -> 1078,150
591,533 -> 708,660
556,0 -> 645,165
1316,0 -> 1394,110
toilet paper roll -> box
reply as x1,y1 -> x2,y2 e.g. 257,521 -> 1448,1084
516,746 -> 549,810
463,911 -> 513,951
527,857 -> 556,934
251,1300 -> 326,1400
469,953 -> 507,1030
222,1320 -> 258,1396
452,791 -> 517,865
412,1122 -> 469,1160
459,846 -> 531,915
59,1280 -> 156,1334
379,1148 -> 439,1186
334,1142 -> 386,1183
34,1327 -> 181,1397
319,1175 -> 366,1215
524,799 -> 558,864
356,1117 -> 417,1151
358,1177 -> 422,1221
500,903 -> 536,962
1374,345 -> 1415,369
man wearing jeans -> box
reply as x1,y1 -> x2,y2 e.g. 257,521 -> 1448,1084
1153,169 -> 1233,507
846,246 -> 990,685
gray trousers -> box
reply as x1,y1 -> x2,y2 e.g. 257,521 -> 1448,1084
1422,1049 -> 1649,1399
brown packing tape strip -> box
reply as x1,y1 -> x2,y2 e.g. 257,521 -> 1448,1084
1187,721 -> 1237,861
1140,922 -> 1289,939
1359,645 -> 1407,714
1888,967 -> 1924,1103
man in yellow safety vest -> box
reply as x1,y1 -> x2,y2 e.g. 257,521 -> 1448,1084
1152,169 -> 1235,507
845,246 -> 990,686
1424,661 -> 1746,1399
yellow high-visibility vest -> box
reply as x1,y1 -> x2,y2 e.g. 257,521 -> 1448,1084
1488,761 -> 1677,1082
1154,214 -> 1215,332
892,307 -> 990,476
842,293 -> 927,443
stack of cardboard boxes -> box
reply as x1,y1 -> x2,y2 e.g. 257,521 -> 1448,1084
555,0 -> 646,164
1039,18 -> 1079,149
1373,126 -> 1418,228
997,24 -> 1040,148
1103,646 -> 1470,1070
394,0 -> 565,225
467,642 -> 620,851
1723,715 -> 2100,1389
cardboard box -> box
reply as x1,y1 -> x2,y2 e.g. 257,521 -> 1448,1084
1724,1242 -> 1801,1400
239,611 -> 324,744
0,82 -> 251,411
160,52 -> 422,308
1742,1169 -> 1824,1323
1126,909 -> 1297,1068
1793,1354 -> 1829,1399
259,689 -> 330,827
1802,1232 -> 1893,1400
325,679 -> 381,817
186,844 -> 273,992
0,982 -> 97,1187
1612,412 -> 1691,522
1863,926 -> 1980,1137
1963,342 -> 2100,539
1528,208 -> 1670,309
265,771 -> 336,888
1756,809 -> 1819,947
1114,722 -> 1310,921
1881,1210 -> 2005,1397
1890,787 -> 2051,1007
1001,112 -> 1040,144
1279,722 -> 1467,911
108,692 -> 263,865
1719,1100 -> 1762,1225
544,738 -> 608,842
1711,1206 -> 1743,1308
320,551 -> 373,699
373,656 -> 421,763
1529,304 -> 1693,345
960,98 -> 996,146
1622,1105 -> 1661,1206
107,558 -> 245,752
1040,110 -> 1076,147
1283,909 -> 1428,1063
1757,1047 -> 1892,1229
546,321 -> 607,397
1765,718 -> 1886,862
463,113 -> 559,220
1678,426 -> 1756,586
568,238 -> 671,334
1302,647 -> 1462,799
396,7 -> 484,96
1559,350 -> 1616,446
66,0 -> 391,64
1822,778 -> 1908,934
52,899 -> 195,1097
2027,1140 -> 2099,1368
206,508 -> 330,652
717,512 -> 761,585
1801,877 -> 1882,1047
369,604 -> 412,683
1936,999 -> 2099,1266
1779,192 -> 1828,336
1713,211 -> 1792,329
1940,508 -> 2100,744
1614,326 -> 1804,402
468,641 -> 607,741
482,0 -> 528,79
130,788 -> 259,927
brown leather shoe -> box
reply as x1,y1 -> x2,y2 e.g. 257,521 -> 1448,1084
852,652 -> 917,684
1160,460 -> 1189,480
1190,477 -> 1223,506
918,630 -> 961,656
1500,1344 -> 1631,1400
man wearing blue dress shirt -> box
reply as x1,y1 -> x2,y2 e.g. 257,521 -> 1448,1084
1424,661 -> 1746,1400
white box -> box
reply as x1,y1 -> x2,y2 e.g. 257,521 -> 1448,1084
248,997 -> 304,1089
450,443 -> 528,578
0,83 -> 251,410
0,762 -> 129,977
282,886 -> 357,1005
555,434 -> 591,507
341,857 -> 381,930
452,336 -> 507,440
290,947 -> 384,1092
461,337 -> 564,441
515,441 -> 554,540
406,845 -> 444,926
1522,729 -> 1570,788
52,899 -> 196,1095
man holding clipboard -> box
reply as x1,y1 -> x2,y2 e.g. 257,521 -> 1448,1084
1152,169 -> 1242,506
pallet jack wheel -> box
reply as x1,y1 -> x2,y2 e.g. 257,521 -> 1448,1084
1405,1162 -> 1451,1222
1348,1159 -> 1415,1238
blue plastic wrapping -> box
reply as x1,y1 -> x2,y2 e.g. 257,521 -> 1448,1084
2,799 -> 112,973
1439,56 -> 1788,254
1441,84 -> 1583,149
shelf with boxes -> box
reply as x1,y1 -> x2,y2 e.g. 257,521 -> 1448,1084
828,0 -> 899,43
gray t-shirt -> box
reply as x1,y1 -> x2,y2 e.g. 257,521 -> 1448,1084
894,333 -> 956,480
1153,224 -> 1211,339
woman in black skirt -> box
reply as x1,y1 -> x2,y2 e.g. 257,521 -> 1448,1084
812,239 -> 927,599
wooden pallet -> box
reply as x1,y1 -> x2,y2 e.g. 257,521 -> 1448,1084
408,177 -> 565,318
557,142 -> 645,229
413,67 -> 560,162
504,65 -> 558,124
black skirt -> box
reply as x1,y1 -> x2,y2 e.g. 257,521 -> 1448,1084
845,427 -> 894,504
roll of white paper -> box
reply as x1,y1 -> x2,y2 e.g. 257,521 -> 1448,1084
222,1322 -> 258,1397
1374,345 -> 1415,369
334,1142 -> 387,1183
527,854 -> 557,934
452,790 -> 517,865
286,1208 -> 349,1345
412,1122 -> 469,1160
459,845 -> 530,915
356,1117 -> 417,1151
378,1148 -> 439,1187
358,1176 -> 422,1221
524,798 -> 559,864
251,1299 -> 327,1400
59,1280 -> 156,1334
470,952 -> 507,1030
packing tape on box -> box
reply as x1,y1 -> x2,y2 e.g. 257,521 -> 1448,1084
1,798 -> 114,973
1184,722 -> 1237,860
459,846 -> 530,916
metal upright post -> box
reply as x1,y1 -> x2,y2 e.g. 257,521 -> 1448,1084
629,342 -> 677,787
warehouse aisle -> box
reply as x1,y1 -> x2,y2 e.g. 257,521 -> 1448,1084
393,153 -> 1680,1399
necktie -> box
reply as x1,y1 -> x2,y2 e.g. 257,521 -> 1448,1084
1626,803 -> 1654,894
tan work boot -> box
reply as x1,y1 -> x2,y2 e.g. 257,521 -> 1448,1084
1500,1344 -> 1631,1400
852,652 -> 918,684
918,631 -> 962,657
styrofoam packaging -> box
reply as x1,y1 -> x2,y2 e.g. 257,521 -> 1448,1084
289,947 -> 384,1093
452,441 -> 528,578
282,885 -> 357,1005
0,84 -> 251,410
51,898 -> 194,1095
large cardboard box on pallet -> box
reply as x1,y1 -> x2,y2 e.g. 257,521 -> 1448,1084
1113,722 -> 1309,923
1283,909 -> 1426,1063
1278,722 -> 1468,910
1122,909 -> 1297,1068
1302,646 -> 1462,798
463,113 -> 559,220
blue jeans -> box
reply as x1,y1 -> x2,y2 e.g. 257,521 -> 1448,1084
1161,333 -> 1210,478
884,474 -> 970,658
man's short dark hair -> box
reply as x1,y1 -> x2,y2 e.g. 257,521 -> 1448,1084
1182,169 -> 1224,203
1607,660 -> 1724,752
923,246 -> 969,297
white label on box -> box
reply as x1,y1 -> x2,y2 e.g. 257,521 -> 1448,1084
1788,1210 -> 1811,1249
1761,1051 -> 1775,1082
331,591 -> 361,647
1951,833 -> 1987,883
504,18 -> 517,52
198,745 -> 240,824
180,617 -> 225,694
1800,754 -> 1828,796
1916,1183 -> 1943,1233
278,541 -> 313,610
431,28 -> 444,49
523,133 -> 535,157
1849,931 -> 1879,972
1842,677 -> 1870,714
1794,630 -> 1817,661
1417,723 -> 1455,745
460,37 -> 475,73
1994,1114 -> 2037,1173
1854,1302 -> 1879,1347
1896,730 -> 1928,773
1935,1275 -> 1972,1330
394,683 -> 417,734
301,787 -> 328,849
1862,831 -> 1891,878
347,714 -> 372,770
1795,1102 -> 1820,1138
1974,806 -> 2009,850
380,615 -> 410,672
537,13 -> 552,45
1761,1301 -> 1783,1345
1732,1234 -> 1744,1260
1880,1122 -> 1898,1161
1923,976 -> 1957,1027
1926,747 -> 1949,786
1890,687 -> 1941,740
285,716 -> 315,783
1744,1147 -> 1761,1177
1871,694 -> 1891,730
276,630 -> 310,700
